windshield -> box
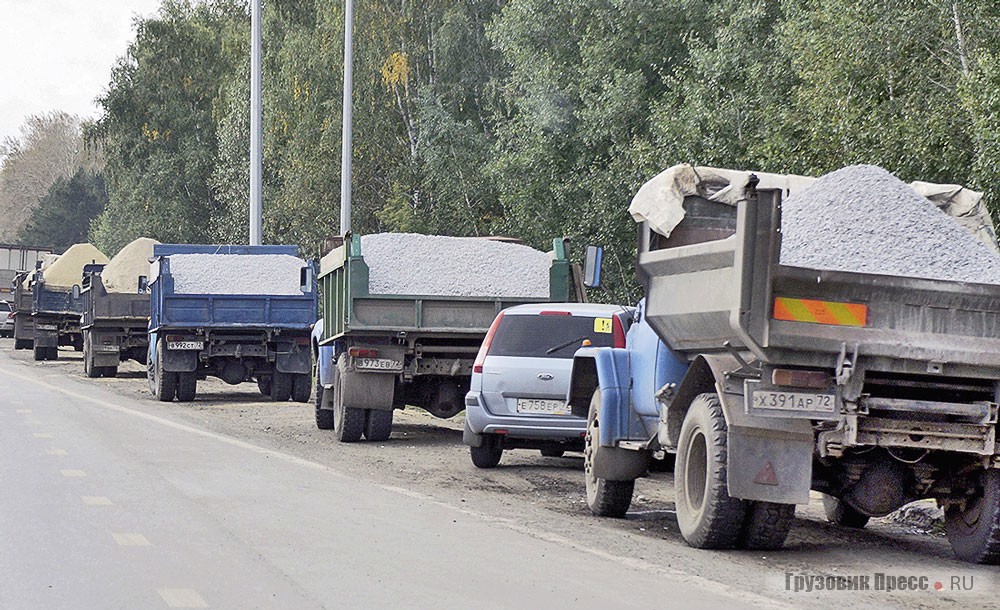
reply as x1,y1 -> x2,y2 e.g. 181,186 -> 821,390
489,314 -> 617,359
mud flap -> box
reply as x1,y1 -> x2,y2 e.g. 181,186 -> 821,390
275,344 -> 311,374
340,366 -> 395,411
592,444 -> 650,481
726,424 -> 813,505
162,348 -> 198,373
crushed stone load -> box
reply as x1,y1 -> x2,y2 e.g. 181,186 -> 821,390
41,243 -> 109,289
102,237 -> 160,293
168,253 -> 306,295
780,165 -> 1000,284
359,233 -> 551,298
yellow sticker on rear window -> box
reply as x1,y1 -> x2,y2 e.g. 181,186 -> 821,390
594,318 -> 613,333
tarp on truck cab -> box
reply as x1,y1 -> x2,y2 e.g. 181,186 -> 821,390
630,164 -> 999,253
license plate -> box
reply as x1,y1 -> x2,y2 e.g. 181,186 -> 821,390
751,390 -> 836,413
167,341 -> 204,350
357,357 -> 402,371
516,398 -> 570,415
95,344 -> 120,353
36,324 -> 58,331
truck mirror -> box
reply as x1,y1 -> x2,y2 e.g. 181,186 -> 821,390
583,245 -> 603,288
72,284 -> 81,299
138,276 -> 149,294
300,266 -> 314,292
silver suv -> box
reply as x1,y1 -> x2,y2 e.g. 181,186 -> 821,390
463,302 -> 632,468
0,300 -> 12,337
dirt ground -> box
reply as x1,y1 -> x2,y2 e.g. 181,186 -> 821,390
5,339 -> 998,609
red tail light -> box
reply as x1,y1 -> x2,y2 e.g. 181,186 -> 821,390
348,347 -> 379,358
539,310 -> 571,316
612,315 -> 626,348
473,312 -> 504,373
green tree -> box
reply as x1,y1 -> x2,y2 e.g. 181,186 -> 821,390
18,169 -> 108,251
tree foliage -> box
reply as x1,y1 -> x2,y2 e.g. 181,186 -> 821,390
87,0 -> 1000,300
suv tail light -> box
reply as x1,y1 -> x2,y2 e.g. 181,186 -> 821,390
473,312 -> 504,374
612,315 -> 625,348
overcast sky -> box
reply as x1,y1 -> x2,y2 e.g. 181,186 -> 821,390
0,0 -> 163,145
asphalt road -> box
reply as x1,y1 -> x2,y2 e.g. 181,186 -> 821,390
0,353 -> 750,610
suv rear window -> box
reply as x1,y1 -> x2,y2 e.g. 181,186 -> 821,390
489,314 -> 618,359
0,301 -> 10,312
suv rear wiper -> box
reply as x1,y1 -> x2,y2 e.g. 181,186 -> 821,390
545,335 -> 589,355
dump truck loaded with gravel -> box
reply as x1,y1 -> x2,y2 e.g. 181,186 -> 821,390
569,164 -> 1000,564
147,244 -> 318,403
80,238 -> 159,378
314,233 -> 583,443
28,243 -> 110,361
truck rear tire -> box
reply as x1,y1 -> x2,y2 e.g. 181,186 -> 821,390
257,377 -> 272,396
364,409 -> 393,442
822,494 -> 870,529
270,371 -> 292,402
739,501 -> 795,550
149,338 -> 178,402
945,469 -> 1000,564
103,365 -> 119,378
675,393 -> 746,549
315,383 -> 335,430
14,338 -> 30,350
292,373 -> 311,403
33,345 -> 47,361
585,389 -> 634,518
470,434 -> 503,468
333,364 -> 364,442
176,372 -> 197,402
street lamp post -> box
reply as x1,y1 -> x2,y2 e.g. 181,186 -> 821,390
249,0 -> 263,245
340,0 -> 354,236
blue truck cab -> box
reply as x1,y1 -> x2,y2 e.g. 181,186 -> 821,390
566,298 -> 688,517
147,244 -> 318,403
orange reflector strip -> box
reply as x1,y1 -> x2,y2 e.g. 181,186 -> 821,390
773,297 -> 867,327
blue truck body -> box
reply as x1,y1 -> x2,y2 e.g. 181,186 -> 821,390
147,244 -> 318,403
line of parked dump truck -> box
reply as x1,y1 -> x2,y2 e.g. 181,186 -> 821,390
7,163 -> 1000,565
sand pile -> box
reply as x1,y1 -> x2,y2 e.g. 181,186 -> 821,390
102,238 -> 159,293
41,243 -> 109,289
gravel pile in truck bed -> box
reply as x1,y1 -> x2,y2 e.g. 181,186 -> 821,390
780,165 -> 1000,284
169,253 -> 306,295
41,243 -> 109,289
359,233 -> 551,298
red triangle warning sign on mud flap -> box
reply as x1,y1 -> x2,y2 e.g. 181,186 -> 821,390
754,462 -> 779,486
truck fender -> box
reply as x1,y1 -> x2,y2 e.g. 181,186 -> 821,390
661,354 -> 814,505
569,348 -> 649,481
568,347 -> 630,447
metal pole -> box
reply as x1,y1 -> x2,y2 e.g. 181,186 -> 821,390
339,0 -> 354,235
249,0 -> 263,245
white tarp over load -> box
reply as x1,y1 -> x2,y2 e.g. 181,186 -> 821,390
101,237 -> 160,293
629,164 -> 999,253
41,243 -> 109,289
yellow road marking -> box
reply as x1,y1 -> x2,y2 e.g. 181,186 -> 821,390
158,589 -> 209,608
82,496 -> 113,505
112,533 -> 151,546
60,469 -> 86,477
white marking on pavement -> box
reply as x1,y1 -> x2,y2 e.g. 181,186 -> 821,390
46,448 -> 68,455
24,418 -> 42,425
157,589 -> 209,608
112,533 -> 151,546
60,470 -> 86,477
82,496 -> 113,505
32,433 -> 54,438
2,366 -> 791,610
16,409 -> 31,413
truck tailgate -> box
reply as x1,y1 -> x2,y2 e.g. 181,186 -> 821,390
159,294 -> 314,329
